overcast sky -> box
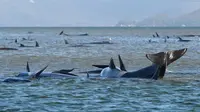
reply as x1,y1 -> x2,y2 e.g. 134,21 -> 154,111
0,0 -> 200,26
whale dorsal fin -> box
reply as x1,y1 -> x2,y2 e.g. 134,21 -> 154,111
155,32 -> 159,37
64,39 -> 69,44
109,58 -> 116,69
178,37 -> 182,40
87,72 -> 89,78
26,61 -> 30,72
35,41 -> 39,47
59,31 -> 64,35
118,55 -> 126,71
166,48 -> 187,66
20,43 -> 25,47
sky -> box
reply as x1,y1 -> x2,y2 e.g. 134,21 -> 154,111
0,0 -> 200,26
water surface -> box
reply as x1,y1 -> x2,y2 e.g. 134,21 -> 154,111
0,27 -> 200,112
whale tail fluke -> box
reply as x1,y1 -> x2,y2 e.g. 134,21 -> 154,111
109,58 -> 116,69
166,48 -> 187,65
146,52 -> 166,66
146,48 -> 187,66
118,55 -> 127,71
26,61 -> 30,72
146,48 -> 187,79
146,52 -> 167,79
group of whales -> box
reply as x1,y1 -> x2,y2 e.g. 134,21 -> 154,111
1,48 -> 187,83
150,32 -> 193,43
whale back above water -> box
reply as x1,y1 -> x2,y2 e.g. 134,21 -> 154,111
16,62 -> 77,78
122,48 -> 187,79
100,58 -> 121,78
100,55 -> 127,78
3,65 -> 48,83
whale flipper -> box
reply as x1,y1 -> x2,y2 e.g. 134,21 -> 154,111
29,65 -> 48,80
118,55 -> 126,71
52,69 -> 77,76
80,69 -> 102,74
92,65 -> 109,68
53,68 -> 75,73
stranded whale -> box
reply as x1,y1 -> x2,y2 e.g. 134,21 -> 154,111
177,37 -> 191,42
59,31 -> 89,36
16,62 -> 78,78
3,65 -> 48,83
19,41 -> 39,47
86,48 -> 187,80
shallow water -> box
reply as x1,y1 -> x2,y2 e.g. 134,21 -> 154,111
0,27 -> 200,112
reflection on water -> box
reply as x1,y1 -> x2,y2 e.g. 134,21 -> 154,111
0,27 -> 200,111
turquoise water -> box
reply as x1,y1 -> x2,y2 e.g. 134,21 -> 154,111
0,27 -> 200,112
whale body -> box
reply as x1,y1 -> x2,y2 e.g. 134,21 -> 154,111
87,48 -> 187,80
3,65 -> 48,83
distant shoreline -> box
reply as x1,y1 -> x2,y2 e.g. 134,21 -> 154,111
0,26 -> 200,28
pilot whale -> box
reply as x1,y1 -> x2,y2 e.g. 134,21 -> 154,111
19,41 -> 39,47
3,65 -> 48,83
16,62 -> 78,78
59,31 -> 89,36
87,48 -> 187,80
121,48 -> 187,79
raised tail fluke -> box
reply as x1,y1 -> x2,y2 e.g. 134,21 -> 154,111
146,48 -> 187,66
109,58 -> 116,69
146,52 -> 166,66
166,48 -> 187,66
146,48 -> 187,79
118,55 -> 127,71
26,61 -> 30,72
146,52 -> 167,79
